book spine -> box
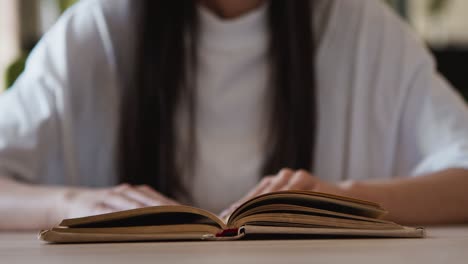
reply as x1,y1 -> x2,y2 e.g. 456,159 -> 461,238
216,228 -> 239,238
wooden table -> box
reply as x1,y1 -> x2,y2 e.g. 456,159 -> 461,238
1,226 -> 468,264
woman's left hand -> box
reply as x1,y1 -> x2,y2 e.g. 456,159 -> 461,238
219,168 -> 348,218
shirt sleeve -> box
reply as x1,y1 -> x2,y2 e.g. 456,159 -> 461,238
0,70 -> 60,182
0,0 -> 120,184
379,12 -> 468,175
400,58 -> 468,176
340,0 -> 468,177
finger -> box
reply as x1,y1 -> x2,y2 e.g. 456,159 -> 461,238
229,175 -> 276,209
113,184 -> 153,206
113,183 -> 132,192
220,169 -> 297,218
218,178 -> 272,219
92,203 -> 118,216
238,175 -> 274,203
281,170 -> 316,191
261,168 -> 294,194
112,183 -> 149,206
115,185 -> 164,206
136,185 -> 180,206
112,184 -> 177,207
101,190 -> 146,211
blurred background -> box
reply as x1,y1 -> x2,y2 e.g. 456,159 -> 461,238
1,0 -> 467,99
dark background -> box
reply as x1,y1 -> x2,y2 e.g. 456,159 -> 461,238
433,47 -> 468,100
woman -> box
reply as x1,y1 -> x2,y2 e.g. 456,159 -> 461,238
1,0 -> 468,230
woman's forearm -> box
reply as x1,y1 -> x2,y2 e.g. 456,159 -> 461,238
0,177 -> 68,230
342,169 -> 468,225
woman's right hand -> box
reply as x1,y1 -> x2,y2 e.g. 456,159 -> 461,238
60,184 -> 179,219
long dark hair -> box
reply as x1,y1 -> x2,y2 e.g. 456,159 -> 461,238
119,0 -> 316,197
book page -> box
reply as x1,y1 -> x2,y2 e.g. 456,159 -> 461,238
50,224 -> 221,235
231,204 -> 395,224
228,191 -> 387,225
60,205 -> 227,229
231,213 -> 400,229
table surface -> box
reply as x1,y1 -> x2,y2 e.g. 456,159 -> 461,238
1,226 -> 468,264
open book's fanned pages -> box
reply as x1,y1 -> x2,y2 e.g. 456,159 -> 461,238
240,225 -> 425,238
39,191 -> 425,243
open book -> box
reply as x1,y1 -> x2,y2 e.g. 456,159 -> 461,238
39,191 -> 424,243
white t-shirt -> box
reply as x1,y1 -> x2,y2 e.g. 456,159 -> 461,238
1,0 -> 468,213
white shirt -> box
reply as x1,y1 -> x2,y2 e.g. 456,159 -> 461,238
1,0 -> 468,213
